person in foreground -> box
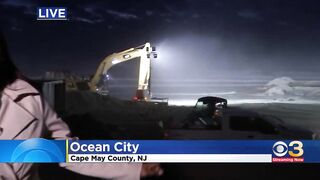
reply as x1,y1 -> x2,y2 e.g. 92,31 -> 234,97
0,33 -> 163,180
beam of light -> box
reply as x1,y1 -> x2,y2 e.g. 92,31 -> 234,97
151,35 -> 320,107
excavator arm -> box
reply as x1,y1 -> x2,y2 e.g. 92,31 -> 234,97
89,42 -> 156,98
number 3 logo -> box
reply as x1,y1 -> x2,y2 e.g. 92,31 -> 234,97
273,141 -> 304,157
288,141 -> 304,157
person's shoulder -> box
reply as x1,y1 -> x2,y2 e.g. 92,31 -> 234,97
3,79 -> 40,101
3,79 -> 43,119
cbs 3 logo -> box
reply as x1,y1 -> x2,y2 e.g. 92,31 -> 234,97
272,141 -> 303,157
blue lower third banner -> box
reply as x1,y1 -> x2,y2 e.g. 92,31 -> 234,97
0,139 -> 319,163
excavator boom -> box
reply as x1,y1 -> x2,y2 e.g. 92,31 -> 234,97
88,42 -> 157,99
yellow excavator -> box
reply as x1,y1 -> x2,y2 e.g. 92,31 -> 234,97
66,42 -> 157,101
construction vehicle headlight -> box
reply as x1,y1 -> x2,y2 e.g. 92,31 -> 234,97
112,59 -> 120,64
153,53 -> 158,58
123,54 -> 131,59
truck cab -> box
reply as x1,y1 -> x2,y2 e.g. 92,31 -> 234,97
187,96 -> 227,129
166,96 -> 314,140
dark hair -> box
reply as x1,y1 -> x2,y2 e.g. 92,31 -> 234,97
0,32 -> 18,91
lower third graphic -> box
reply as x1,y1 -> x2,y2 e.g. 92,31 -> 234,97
11,138 -> 65,162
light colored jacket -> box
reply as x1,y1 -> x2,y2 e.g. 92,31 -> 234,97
0,79 -> 141,180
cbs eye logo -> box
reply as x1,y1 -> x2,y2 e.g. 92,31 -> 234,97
11,138 -> 64,162
272,141 -> 304,158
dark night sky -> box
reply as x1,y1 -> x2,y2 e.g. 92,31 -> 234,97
0,0 -> 320,79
